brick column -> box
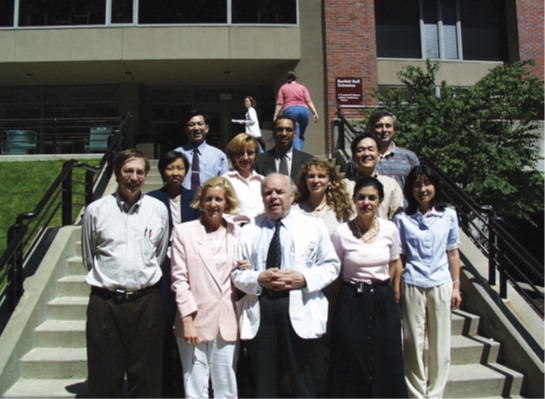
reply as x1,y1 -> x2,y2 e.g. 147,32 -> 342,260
323,0 -> 379,151
516,0 -> 544,79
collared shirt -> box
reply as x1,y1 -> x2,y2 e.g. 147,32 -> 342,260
394,207 -> 461,288
82,192 -> 169,291
331,218 -> 400,284
274,146 -> 293,175
222,169 -> 265,224
175,141 -> 229,191
376,142 -> 420,191
344,173 -> 404,220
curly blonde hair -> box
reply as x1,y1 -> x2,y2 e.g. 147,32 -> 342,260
191,177 -> 240,215
294,158 -> 353,222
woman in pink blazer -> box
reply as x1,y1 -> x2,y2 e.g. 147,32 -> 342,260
171,176 -> 241,398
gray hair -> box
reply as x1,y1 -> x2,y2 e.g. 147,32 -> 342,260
261,173 -> 296,195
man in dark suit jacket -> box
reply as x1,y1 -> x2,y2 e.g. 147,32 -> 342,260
255,115 -> 314,180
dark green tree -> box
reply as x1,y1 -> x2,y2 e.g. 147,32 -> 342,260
368,60 -> 544,225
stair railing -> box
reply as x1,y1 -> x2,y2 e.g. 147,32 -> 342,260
0,112 -> 131,312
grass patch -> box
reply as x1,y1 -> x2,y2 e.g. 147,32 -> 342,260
0,158 -> 101,257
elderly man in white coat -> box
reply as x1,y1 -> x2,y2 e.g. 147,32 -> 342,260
232,173 -> 340,398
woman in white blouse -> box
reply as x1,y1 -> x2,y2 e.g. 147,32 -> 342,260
327,176 -> 407,398
232,96 -> 266,153
293,157 -> 353,235
222,133 -> 265,225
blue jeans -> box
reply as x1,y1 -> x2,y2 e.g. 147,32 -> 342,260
285,105 -> 310,151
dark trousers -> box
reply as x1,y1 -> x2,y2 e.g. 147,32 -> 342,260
247,294 -> 316,398
86,287 -> 163,398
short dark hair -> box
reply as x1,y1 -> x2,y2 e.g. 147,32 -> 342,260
183,110 -> 209,126
404,164 -> 445,215
157,150 -> 189,182
353,176 -> 384,200
350,132 -> 381,155
113,148 -> 150,174
286,71 -> 298,82
367,109 -> 398,131
274,114 -> 297,129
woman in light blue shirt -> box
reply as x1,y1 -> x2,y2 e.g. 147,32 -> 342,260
394,165 -> 462,399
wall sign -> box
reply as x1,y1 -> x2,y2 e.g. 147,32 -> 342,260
336,77 -> 362,105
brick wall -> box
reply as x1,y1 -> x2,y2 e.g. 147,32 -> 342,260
323,0 -> 379,152
516,0 -> 544,79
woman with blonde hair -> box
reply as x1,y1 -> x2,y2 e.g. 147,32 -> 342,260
171,176 -> 241,398
223,133 -> 265,225
294,157 -> 353,234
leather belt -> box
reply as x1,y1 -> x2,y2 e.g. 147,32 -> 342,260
91,283 -> 159,303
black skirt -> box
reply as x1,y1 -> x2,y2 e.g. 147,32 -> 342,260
327,281 -> 408,398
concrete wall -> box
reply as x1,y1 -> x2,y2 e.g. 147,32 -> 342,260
377,60 -> 504,86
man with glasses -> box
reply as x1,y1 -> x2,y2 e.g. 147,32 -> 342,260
82,149 -> 169,397
255,115 -> 314,180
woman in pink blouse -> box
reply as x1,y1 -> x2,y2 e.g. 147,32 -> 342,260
327,176 -> 408,398
171,177 -> 241,398
273,71 -> 319,151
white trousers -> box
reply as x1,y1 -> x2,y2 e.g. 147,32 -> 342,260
402,282 -> 453,399
177,335 -> 238,399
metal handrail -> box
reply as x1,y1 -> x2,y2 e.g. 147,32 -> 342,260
334,109 -> 544,316
0,112 -> 131,311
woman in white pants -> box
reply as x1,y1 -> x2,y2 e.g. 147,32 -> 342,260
171,177 -> 241,398
394,165 -> 462,398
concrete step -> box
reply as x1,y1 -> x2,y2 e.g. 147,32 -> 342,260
57,275 -> 90,297
67,256 -> 86,276
20,348 -> 87,379
34,320 -> 86,348
47,296 -> 89,320
424,334 -> 500,365
74,241 -> 82,257
451,309 -> 480,336
445,363 -> 524,398
2,378 -> 89,398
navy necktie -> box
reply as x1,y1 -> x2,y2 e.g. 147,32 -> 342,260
191,148 -> 200,191
266,219 -> 283,270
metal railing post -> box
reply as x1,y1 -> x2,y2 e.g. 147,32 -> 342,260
7,223 -> 24,311
488,221 -> 497,287
61,162 -> 73,226
85,169 -> 94,206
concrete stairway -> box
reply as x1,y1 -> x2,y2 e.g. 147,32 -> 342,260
444,310 -> 523,397
3,242 -> 90,397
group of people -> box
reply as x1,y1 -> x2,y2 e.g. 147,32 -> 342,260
82,105 -> 462,399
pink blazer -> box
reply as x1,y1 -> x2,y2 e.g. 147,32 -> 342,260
171,218 -> 239,342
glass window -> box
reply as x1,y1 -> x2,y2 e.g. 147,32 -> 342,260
0,0 -> 15,27
441,0 -> 458,59
422,0 -> 440,59
232,0 -> 296,24
19,0 -> 106,26
375,0 -> 421,58
112,0 -> 133,24
460,0 -> 508,61
138,0 -> 227,24
376,0 -> 507,61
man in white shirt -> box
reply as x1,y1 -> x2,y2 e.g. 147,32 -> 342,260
344,132 -> 404,220
82,149 -> 169,398
232,173 -> 340,397
254,115 -> 314,181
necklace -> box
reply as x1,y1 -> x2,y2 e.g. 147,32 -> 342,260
353,217 -> 380,243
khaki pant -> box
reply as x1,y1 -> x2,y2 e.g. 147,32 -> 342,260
402,282 -> 453,399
